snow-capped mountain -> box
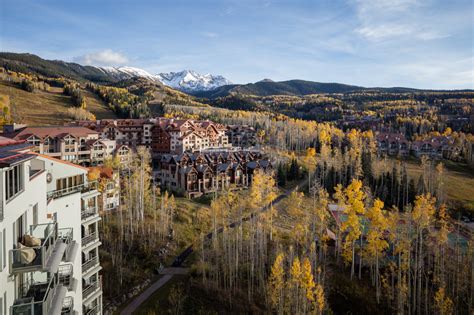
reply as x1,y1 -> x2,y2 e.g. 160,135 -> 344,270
95,66 -> 157,81
94,66 -> 231,92
156,70 -> 231,92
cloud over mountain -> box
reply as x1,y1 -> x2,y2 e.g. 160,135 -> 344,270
74,49 -> 129,66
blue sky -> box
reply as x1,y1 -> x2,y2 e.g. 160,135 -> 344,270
1,0 -> 473,89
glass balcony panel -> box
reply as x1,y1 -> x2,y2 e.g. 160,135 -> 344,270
11,273 -> 59,315
10,223 -> 57,273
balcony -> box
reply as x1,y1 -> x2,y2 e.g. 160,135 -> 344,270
47,180 -> 98,200
81,206 -> 99,222
61,296 -> 74,315
82,232 -> 99,248
82,256 -> 99,274
58,264 -> 77,291
9,223 -> 67,274
82,276 -> 102,301
84,304 -> 100,315
11,273 -> 67,315
58,228 -> 76,262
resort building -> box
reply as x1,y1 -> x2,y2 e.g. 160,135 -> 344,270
156,150 -> 272,198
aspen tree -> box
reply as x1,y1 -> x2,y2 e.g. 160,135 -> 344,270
412,194 -> 436,314
290,257 -> 303,314
365,199 -> 389,303
268,253 -> 285,313
336,179 -> 366,279
434,286 -> 453,315
301,257 -> 316,313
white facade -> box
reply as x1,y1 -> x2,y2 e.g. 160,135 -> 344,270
0,147 -> 103,315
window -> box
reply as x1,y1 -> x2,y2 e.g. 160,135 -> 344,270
5,164 -> 24,202
0,230 -> 2,271
33,204 -> 38,226
27,136 -> 40,146
2,228 -> 5,270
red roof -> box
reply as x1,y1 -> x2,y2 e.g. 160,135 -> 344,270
12,126 -> 98,140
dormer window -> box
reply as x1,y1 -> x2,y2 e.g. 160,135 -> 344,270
27,136 -> 41,146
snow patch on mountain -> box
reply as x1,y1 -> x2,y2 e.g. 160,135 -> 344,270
95,66 -> 157,81
94,66 -> 231,92
156,70 -> 231,92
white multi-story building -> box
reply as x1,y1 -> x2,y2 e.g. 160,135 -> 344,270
0,138 -> 103,315
3,125 -> 129,167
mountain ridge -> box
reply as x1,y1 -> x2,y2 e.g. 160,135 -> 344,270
1,52 -> 472,98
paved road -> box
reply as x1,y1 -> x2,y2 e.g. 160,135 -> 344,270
120,181 -> 304,314
120,274 -> 173,315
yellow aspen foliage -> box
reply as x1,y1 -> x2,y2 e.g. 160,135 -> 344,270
314,283 -> 325,313
434,287 -> 453,315
301,258 -> 316,302
337,180 -> 366,267
290,257 -> 302,290
365,199 -> 389,263
412,194 -> 436,229
437,204 -> 449,246
87,167 -> 101,182
268,253 -> 285,309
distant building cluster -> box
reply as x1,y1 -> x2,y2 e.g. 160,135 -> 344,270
376,132 -> 461,160
1,118 -> 263,199
72,118 -> 232,155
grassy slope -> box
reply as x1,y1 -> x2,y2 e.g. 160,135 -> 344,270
0,80 -> 117,125
82,88 -> 119,120
404,159 -> 474,212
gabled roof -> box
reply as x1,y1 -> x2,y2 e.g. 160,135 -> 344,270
32,153 -> 89,170
11,126 -> 98,141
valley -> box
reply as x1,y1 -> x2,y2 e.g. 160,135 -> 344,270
0,51 -> 472,315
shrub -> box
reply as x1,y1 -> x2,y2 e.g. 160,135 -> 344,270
20,79 -> 36,92
66,107 -> 96,121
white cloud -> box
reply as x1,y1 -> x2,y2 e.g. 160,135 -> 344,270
356,24 -> 414,40
396,56 -> 474,89
201,31 -> 218,38
352,0 -> 447,41
74,49 -> 128,66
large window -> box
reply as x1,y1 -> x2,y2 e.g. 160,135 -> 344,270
56,174 -> 84,191
5,164 -> 24,202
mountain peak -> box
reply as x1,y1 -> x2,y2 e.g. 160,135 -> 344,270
156,70 -> 231,92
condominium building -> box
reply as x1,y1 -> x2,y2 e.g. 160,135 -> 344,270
3,125 -> 131,167
157,150 -> 272,198
226,125 -> 257,148
0,138 -> 103,315
72,118 -> 231,155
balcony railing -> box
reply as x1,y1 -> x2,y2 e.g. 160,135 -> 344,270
61,296 -> 74,315
82,256 -> 99,274
58,228 -> 73,260
58,264 -> 74,290
82,232 -> 99,247
10,223 -> 58,274
47,180 -> 98,200
84,304 -> 100,315
81,206 -> 98,221
82,276 -> 102,300
11,273 -> 60,315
